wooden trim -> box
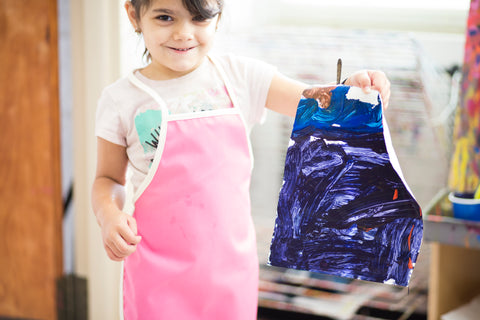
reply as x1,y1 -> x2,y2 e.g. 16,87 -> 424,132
428,243 -> 480,320
0,0 -> 63,318
48,0 -> 64,283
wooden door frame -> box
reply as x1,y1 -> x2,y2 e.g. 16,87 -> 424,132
0,0 -> 62,318
70,0 -> 122,318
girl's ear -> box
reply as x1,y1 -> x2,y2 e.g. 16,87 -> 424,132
125,1 -> 141,32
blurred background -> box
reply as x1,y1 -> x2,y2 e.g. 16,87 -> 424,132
1,0 -> 477,319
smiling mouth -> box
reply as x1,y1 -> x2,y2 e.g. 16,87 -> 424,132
169,47 -> 195,52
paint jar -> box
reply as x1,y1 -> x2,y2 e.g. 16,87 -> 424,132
448,192 -> 480,222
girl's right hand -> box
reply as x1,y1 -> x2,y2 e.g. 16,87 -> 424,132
92,138 -> 140,261
100,208 -> 142,261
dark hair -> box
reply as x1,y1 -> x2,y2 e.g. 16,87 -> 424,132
130,0 -> 224,22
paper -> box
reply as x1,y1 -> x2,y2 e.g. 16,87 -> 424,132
269,85 -> 423,287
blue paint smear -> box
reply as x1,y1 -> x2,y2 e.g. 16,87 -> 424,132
293,86 -> 383,134
269,86 -> 423,287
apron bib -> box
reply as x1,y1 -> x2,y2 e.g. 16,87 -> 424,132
122,58 -> 259,320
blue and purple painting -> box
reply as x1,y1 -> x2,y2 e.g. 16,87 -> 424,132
269,85 -> 423,287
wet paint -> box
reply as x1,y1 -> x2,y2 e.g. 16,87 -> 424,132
269,86 -> 423,287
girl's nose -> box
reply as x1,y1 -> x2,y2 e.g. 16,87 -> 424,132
173,22 -> 194,41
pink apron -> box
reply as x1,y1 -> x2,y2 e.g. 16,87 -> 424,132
122,58 -> 259,320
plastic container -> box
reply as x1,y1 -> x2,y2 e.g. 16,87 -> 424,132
448,192 -> 480,222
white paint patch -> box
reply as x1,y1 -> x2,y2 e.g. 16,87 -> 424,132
288,139 -> 295,147
346,86 -> 380,107
309,136 -> 321,142
332,123 -> 341,127
324,139 -> 346,146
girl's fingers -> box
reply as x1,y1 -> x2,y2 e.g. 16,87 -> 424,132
121,219 -> 142,246
101,211 -> 141,261
368,70 -> 391,108
354,70 -> 373,93
115,233 -> 138,255
126,216 -> 142,245
105,230 -> 138,259
105,243 -> 124,261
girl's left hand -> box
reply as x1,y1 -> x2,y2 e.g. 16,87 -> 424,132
344,70 -> 391,109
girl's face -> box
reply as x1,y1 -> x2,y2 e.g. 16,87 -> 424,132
127,0 -> 220,80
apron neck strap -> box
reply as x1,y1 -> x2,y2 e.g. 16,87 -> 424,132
128,56 -> 241,113
127,72 -> 170,115
207,55 -> 241,110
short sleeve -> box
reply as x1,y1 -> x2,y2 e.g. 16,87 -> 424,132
239,56 -> 277,125
95,88 -> 127,147
218,55 -> 277,130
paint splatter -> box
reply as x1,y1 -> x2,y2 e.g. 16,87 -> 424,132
449,0 -> 480,194
269,86 -> 423,287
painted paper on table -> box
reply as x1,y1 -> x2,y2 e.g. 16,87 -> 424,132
269,86 -> 423,287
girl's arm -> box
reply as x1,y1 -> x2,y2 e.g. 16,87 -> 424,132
265,70 -> 391,117
91,137 -> 141,261
265,72 -> 308,117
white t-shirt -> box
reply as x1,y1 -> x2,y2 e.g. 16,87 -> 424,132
95,54 -> 277,192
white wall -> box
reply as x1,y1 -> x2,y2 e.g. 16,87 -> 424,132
71,0 -> 122,319
253,0 -> 469,68
270,0 -> 469,68
120,0 -> 469,72
255,0 -> 469,32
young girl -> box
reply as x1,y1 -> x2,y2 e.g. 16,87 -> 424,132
92,0 -> 391,319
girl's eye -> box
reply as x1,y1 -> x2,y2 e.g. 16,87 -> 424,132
156,15 -> 173,22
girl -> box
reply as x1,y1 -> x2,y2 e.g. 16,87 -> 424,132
92,0 -> 391,319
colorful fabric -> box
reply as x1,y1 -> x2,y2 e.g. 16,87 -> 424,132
449,0 -> 480,193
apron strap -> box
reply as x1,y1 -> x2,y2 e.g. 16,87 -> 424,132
127,72 -> 170,116
127,57 -> 255,182
208,55 -> 242,111
128,56 -> 242,114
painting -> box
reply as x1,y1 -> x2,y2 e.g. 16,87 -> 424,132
269,85 -> 423,287
449,0 -> 480,195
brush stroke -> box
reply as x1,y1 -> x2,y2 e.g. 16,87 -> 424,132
269,86 -> 423,287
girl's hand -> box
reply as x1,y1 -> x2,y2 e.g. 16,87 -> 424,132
99,207 -> 142,261
344,70 -> 391,108
92,138 -> 140,261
